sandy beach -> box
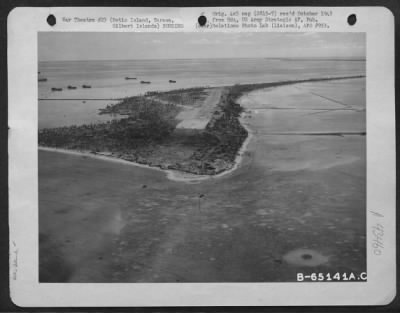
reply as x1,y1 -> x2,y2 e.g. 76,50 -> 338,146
39,77 -> 366,282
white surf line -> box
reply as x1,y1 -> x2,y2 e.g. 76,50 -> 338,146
308,91 -> 352,108
38,146 -> 170,174
247,107 -> 355,111
250,131 -> 366,136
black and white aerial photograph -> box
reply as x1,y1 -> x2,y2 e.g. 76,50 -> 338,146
38,32 -> 366,283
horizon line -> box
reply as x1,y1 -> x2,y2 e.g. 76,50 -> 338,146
38,56 -> 367,63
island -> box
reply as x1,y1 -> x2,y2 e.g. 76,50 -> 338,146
38,75 -> 364,177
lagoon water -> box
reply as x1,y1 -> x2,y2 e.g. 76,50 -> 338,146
38,58 -> 365,129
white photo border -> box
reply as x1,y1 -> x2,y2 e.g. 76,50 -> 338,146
8,6 -> 396,307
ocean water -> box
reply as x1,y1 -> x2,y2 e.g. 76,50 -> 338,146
38,58 -> 365,129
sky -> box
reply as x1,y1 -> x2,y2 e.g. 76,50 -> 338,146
38,32 -> 365,61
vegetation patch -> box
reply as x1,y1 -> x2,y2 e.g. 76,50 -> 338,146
39,85 -> 248,176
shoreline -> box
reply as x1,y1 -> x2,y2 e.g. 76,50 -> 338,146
38,110 -> 254,183
165,120 -> 253,182
39,75 -> 364,183
39,125 -> 252,183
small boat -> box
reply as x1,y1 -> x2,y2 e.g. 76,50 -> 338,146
140,81 -> 151,84
125,77 -> 137,80
51,87 -> 62,91
38,78 -> 47,82
82,84 -> 92,88
67,85 -> 77,89
169,80 -> 176,83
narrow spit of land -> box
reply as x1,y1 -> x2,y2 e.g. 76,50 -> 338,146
38,75 -> 364,177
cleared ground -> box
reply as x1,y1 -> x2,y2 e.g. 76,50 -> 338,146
175,88 -> 223,130
39,78 -> 366,282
